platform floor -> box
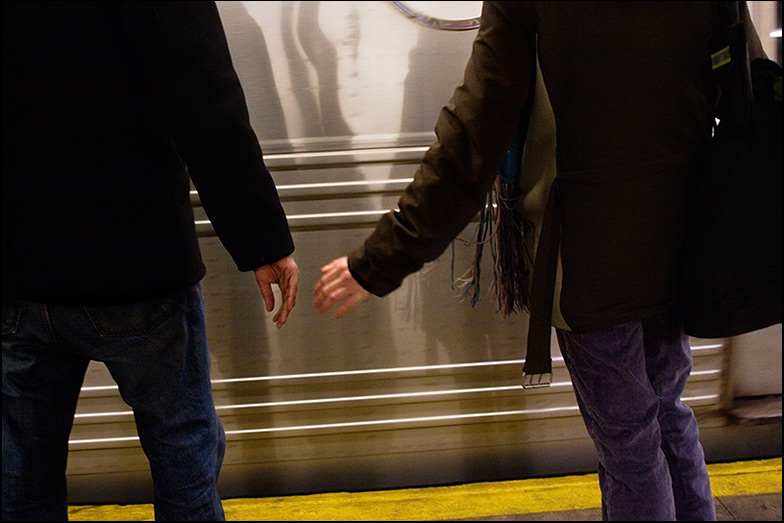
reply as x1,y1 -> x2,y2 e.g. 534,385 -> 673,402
66,457 -> 781,521
452,492 -> 782,521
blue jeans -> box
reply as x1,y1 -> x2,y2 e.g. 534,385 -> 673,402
2,284 -> 225,521
556,315 -> 716,521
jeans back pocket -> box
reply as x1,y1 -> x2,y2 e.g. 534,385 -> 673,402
84,291 -> 184,338
2,301 -> 22,336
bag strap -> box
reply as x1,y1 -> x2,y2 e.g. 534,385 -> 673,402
712,1 -> 753,127
738,1 -> 767,61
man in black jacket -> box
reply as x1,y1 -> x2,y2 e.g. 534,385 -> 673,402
2,2 -> 298,520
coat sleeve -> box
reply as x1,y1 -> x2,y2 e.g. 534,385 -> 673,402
347,2 -> 538,295
121,1 -> 294,271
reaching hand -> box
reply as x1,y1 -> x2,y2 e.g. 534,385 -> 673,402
312,256 -> 371,319
254,255 -> 299,328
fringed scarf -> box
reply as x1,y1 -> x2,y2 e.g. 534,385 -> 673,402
452,54 -> 558,389
451,117 -> 534,318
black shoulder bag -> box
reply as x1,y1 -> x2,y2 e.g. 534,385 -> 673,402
680,1 -> 782,338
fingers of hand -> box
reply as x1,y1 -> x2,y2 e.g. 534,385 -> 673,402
314,262 -> 341,292
272,275 -> 299,328
259,284 -> 275,312
332,292 -> 367,319
272,304 -> 287,328
275,289 -> 297,329
320,257 -> 345,273
285,270 -> 300,309
313,280 -> 348,313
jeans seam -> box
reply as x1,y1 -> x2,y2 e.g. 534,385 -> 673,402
40,304 -> 61,346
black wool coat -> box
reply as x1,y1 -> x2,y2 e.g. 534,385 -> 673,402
3,1 -> 294,305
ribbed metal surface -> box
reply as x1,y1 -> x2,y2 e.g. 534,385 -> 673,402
64,1 -> 780,504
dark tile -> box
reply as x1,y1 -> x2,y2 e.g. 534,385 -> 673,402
450,494 -> 782,521
450,507 -> 602,520
716,493 -> 782,521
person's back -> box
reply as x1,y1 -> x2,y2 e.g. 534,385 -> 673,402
2,1 -> 295,304
532,2 -> 716,332
313,2 -> 744,520
335,2 -> 717,331
2,2 -> 298,520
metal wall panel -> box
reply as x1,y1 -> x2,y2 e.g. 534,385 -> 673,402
65,2 -> 779,503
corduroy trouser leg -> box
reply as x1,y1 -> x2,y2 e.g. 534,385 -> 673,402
556,315 -> 716,521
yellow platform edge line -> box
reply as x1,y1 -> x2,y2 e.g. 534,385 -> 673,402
67,457 -> 782,521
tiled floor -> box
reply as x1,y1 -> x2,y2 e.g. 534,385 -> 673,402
455,492 -> 782,521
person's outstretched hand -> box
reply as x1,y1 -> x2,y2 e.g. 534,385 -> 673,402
254,255 -> 299,328
313,256 -> 371,319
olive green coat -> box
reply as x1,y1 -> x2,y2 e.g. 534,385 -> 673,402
348,1 -> 719,334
